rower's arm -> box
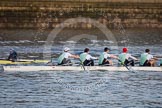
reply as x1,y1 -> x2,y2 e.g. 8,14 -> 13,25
154,57 -> 158,60
70,55 -> 80,59
93,57 -> 98,60
150,57 -> 158,61
130,55 -> 138,61
110,55 -> 118,59
90,55 -> 98,60
148,55 -> 158,61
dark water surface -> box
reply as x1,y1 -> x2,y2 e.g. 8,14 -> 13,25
0,44 -> 162,108
0,71 -> 162,108
0,28 -> 162,107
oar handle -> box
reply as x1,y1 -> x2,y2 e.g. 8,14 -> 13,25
0,58 -> 8,60
118,59 -> 130,70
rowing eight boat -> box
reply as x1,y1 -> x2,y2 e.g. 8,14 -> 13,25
1,66 -> 162,72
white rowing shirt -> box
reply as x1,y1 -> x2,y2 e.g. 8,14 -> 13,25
103,52 -> 111,59
143,53 -> 153,60
83,53 -> 97,60
121,53 -> 137,60
64,52 -> 72,59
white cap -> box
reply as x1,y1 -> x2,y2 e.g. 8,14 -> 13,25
64,47 -> 70,52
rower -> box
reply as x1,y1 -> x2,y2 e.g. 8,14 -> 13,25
119,47 -> 138,66
99,47 -> 118,66
140,49 -> 158,67
8,49 -> 17,62
58,47 -> 79,65
80,48 -> 97,66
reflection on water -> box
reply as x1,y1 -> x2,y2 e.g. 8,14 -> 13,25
0,71 -> 162,107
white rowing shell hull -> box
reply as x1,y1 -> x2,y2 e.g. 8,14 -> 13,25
2,66 -> 162,72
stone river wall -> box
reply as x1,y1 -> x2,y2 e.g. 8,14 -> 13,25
0,0 -> 162,29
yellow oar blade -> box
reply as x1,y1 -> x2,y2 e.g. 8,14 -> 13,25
0,59 -> 50,64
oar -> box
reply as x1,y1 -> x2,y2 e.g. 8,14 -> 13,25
0,58 -> 33,62
61,62 -> 73,66
118,59 -> 134,72
78,59 -> 85,71
0,58 -> 7,60
0,58 -> 28,62
102,63 -> 118,66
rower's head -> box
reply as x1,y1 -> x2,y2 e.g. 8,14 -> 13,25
84,48 -> 90,53
123,47 -> 128,53
145,49 -> 150,53
104,47 -> 110,53
10,48 -> 15,53
64,47 -> 70,52
10,48 -> 14,51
